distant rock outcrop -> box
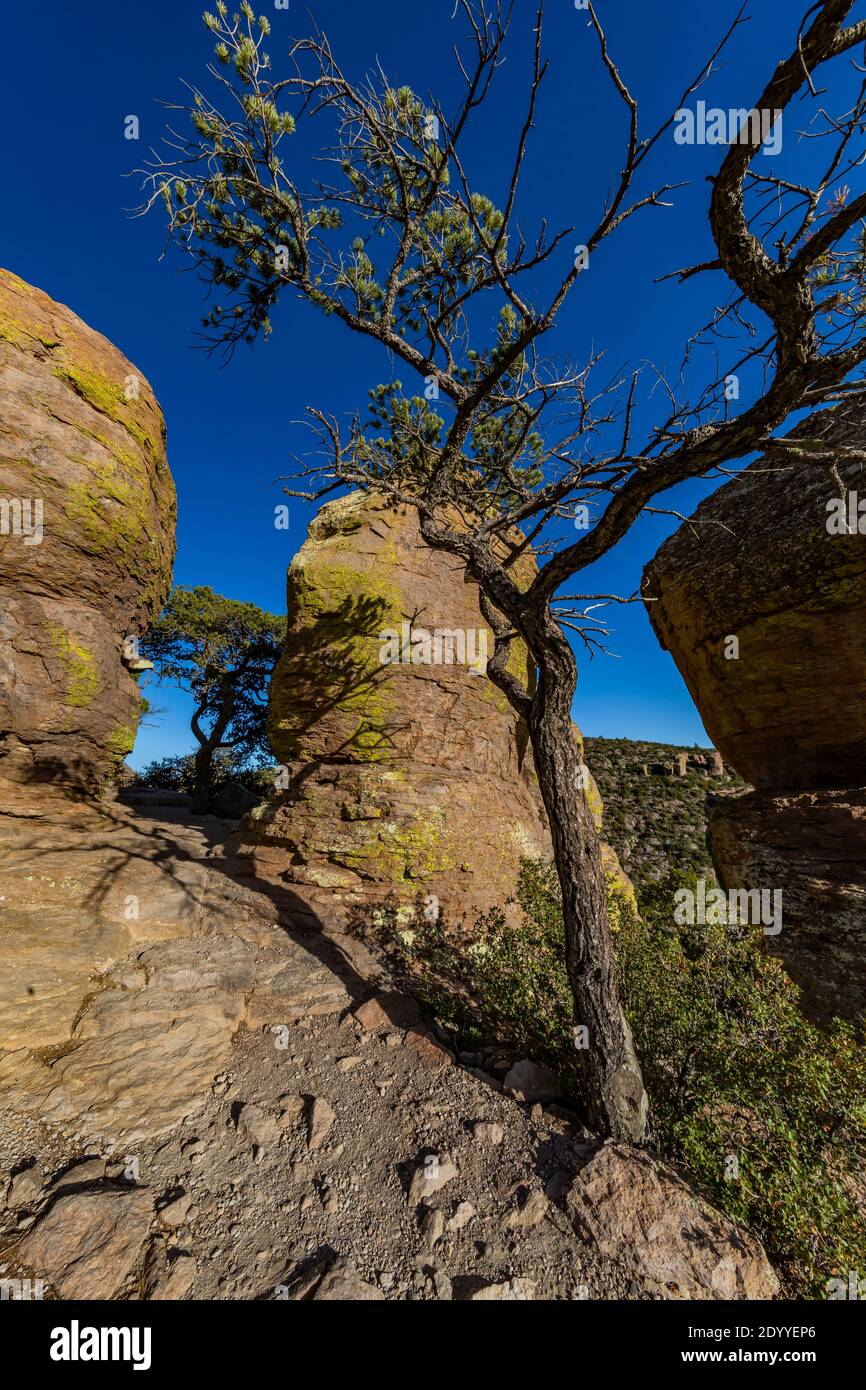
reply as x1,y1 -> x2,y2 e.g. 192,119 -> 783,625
235,491 -> 631,927
643,400 -> 866,1020
0,269 -> 176,794
584,737 -> 741,887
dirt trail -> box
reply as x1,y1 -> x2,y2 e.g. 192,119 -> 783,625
0,794 -> 778,1301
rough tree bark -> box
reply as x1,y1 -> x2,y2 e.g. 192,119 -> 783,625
525,619 -> 648,1141
472,564 -> 648,1142
191,747 -> 212,814
190,682 -> 235,814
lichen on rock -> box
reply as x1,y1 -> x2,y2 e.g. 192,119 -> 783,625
238,490 -> 630,926
0,267 -> 176,793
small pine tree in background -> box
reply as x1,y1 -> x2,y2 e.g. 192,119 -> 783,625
142,585 -> 284,812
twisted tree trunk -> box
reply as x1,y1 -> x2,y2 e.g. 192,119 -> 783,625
526,624 -> 648,1142
191,744 -> 215,814
190,680 -> 235,814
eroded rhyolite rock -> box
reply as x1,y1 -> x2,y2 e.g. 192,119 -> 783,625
708,787 -> 866,1021
312,1260 -> 386,1301
568,1143 -> 780,1300
0,804 -> 780,1302
0,799 -> 345,1141
236,491 -> 632,925
0,268 -> 176,793
14,1188 -> 154,1299
643,401 -> 866,1018
643,402 -> 866,792
242,491 -> 545,923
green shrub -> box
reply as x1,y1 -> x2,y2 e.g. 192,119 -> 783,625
370,859 -> 866,1297
134,750 -> 276,798
134,752 -> 197,791
624,869 -> 866,1297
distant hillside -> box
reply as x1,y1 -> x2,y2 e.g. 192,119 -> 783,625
584,737 -> 745,887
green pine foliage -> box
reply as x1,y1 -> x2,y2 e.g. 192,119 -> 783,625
141,584 -> 285,794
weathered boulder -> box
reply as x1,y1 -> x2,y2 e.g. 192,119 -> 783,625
0,800 -> 349,1141
643,401 -> 866,1018
0,268 -> 176,793
643,402 -> 866,792
568,1143 -> 780,1300
311,1260 -> 386,1301
237,491 -> 631,926
503,1058 -> 561,1104
14,1187 -> 154,1299
708,787 -> 866,1022
211,781 -> 261,820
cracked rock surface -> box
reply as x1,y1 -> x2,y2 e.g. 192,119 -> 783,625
0,799 -> 779,1301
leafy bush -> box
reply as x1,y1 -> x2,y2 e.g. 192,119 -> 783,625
134,753 -> 196,791
370,860 -> 866,1297
134,749 -> 276,799
622,869 -> 866,1297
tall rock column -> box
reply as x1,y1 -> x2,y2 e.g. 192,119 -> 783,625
240,491 -> 547,925
237,491 -> 632,928
643,400 -> 866,1021
0,269 -> 176,795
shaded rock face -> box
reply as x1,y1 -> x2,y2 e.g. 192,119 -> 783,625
0,269 -> 176,793
238,491 -> 630,926
708,788 -> 866,1022
0,797 -> 351,1142
643,402 -> 866,792
643,401 -> 866,1019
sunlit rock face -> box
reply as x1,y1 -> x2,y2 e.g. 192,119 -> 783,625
0,269 -> 176,794
238,491 -> 632,927
644,400 -> 866,1020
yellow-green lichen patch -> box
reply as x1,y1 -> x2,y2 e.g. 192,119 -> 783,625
65,465 -> 143,552
46,626 -> 101,708
309,491 -> 370,541
602,843 -> 638,912
55,364 -> 127,417
347,717 -> 392,763
0,275 -> 61,351
0,311 -> 27,349
377,807 -> 456,882
269,556 -> 404,764
507,819 -> 542,860
62,459 -> 173,612
52,363 -> 160,461
341,801 -> 383,821
584,770 -> 605,833
105,721 -> 138,759
91,430 -> 147,481
305,866 -> 357,889
2,271 -> 39,296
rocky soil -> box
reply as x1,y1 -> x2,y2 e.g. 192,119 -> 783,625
0,794 -> 777,1301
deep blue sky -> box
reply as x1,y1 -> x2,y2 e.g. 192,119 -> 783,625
1,1 -> 851,763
